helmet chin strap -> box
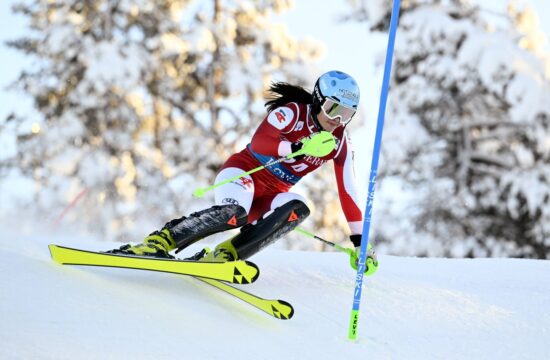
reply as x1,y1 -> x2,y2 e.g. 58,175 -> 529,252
312,113 -> 324,131
310,104 -> 324,131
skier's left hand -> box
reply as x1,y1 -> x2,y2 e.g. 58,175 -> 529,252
288,131 -> 335,159
348,235 -> 378,276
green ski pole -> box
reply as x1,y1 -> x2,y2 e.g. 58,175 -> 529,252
295,227 -> 355,258
193,156 -> 294,198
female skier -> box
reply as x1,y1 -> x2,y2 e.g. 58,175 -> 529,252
111,70 -> 378,275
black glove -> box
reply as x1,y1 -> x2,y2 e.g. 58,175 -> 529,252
290,142 -> 305,161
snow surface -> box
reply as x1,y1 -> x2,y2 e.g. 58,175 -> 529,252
2,231 -> 549,360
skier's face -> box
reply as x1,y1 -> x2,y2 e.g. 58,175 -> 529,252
316,110 -> 341,132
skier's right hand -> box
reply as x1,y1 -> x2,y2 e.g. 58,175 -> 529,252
289,141 -> 305,160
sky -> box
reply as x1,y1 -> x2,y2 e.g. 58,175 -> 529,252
2,230 -> 549,359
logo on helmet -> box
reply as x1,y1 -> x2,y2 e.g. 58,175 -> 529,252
338,89 -> 359,103
313,86 -> 323,103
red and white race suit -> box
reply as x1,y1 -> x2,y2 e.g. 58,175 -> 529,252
214,102 -> 363,235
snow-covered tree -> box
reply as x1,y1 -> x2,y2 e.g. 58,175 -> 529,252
346,0 -> 550,258
3,0 -> 323,240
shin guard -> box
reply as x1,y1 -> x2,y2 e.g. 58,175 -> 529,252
168,205 -> 248,251
231,200 -> 310,260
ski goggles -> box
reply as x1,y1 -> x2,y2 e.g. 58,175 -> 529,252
321,98 -> 357,125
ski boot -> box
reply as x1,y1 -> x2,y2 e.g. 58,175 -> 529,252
107,228 -> 176,259
185,238 -> 239,263
108,204 -> 247,258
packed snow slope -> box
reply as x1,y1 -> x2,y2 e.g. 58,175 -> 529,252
2,232 -> 549,360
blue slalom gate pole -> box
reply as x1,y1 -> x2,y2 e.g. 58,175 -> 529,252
348,0 -> 401,340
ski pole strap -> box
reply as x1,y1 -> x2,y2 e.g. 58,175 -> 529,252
193,149 -> 305,198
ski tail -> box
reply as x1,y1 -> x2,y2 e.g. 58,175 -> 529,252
196,277 -> 294,320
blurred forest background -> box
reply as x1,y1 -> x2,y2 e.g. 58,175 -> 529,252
1,0 -> 549,259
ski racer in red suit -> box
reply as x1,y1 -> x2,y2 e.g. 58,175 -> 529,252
111,71 -> 378,274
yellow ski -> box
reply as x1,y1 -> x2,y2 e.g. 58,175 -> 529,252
196,277 -> 294,320
48,245 -> 259,284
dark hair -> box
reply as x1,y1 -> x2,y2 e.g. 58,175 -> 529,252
264,82 -> 312,112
